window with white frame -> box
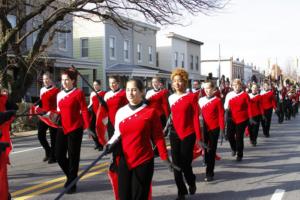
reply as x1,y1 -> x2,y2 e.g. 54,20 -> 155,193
58,31 -> 67,50
81,38 -> 88,58
174,52 -> 178,67
109,36 -> 116,59
124,40 -> 130,61
181,53 -> 185,68
137,43 -> 142,62
148,46 -> 153,63
190,55 -> 194,70
196,56 -> 199,71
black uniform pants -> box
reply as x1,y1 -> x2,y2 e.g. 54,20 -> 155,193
261,108 -> 273,137
55,128 -> 83,187
276,102 -> 284,123
227,120 -> 248,158
204,128 -> 219,177
118,156 -> 154,200
248,115 -> 261,143
89,111 -> 101,148
37,120 -> 57,159
170,132 -> 196,196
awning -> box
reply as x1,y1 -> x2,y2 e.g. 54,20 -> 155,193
106,64 -> 171,78
50,56 -> 100,69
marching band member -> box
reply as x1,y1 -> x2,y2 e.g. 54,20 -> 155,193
224,79 -> 250,161
105,78 -> 174,200
55,68 -> 90,194
104,75 -> 128,200
88,80 -> 106,150
145,77 -> 169,128
0,109 -> 16,200
36,72 -> 59,163
104,76 -> 128,138
198,81 -> 224,182
260,81 -> 277,137
248,84 -> 264,146
168,68 -> 202,200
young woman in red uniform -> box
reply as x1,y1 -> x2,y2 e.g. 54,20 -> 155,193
105,78 -> 172,200
145,77 -> 169,128
198,81 -> 224,182
36,72 -> 60,163
248,83 -> 264,146
55,68 -> 90,194
224,79 -> 250,161
168,68 -> 202,200
104,76 -> 128,138
104,76 -> 128,200
88,80 -> 106,150
260,81 -> 277,137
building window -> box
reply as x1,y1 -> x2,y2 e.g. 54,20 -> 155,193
109,36 -> 116,59
190,55 -> 194,70
156,52 -> 159,67
137,43 -> 142,62
58,31 -> 67,50
174,52 -> 178,67
32,18 -> 43,45
181,53 -> 185,68
124,40 -> 129,61
195,56 -> 199,71
81,38 -> 88,58
148,46 -> 153,63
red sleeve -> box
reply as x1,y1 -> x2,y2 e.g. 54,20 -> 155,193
218,99 -> 225,130
192,94 -> 202,141
78,90 -> 90,129
162,90 -> 170,118
246,94 -> 251,119
259,96 -> 264,115
151,110 -> 168,160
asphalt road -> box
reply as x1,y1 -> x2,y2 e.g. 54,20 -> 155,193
8,114 -> 300,200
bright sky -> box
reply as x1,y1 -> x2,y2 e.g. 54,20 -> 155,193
159,0 -> 300,73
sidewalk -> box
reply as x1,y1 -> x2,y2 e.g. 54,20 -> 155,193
10,130 -> 37,138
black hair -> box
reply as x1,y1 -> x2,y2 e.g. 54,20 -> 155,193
127,78 -> 145,92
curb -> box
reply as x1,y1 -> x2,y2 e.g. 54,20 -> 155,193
10,130 -> 37,139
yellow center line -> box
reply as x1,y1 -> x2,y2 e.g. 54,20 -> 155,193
14,167 -> 108,200
11,162 -> 109,197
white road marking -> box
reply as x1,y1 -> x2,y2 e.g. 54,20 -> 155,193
11,147 -> 43,155
11,138 -> 90,155
271,189 -> 285,200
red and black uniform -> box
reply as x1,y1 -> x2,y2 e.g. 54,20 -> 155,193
260,90 -> 277,137
276,86 -> 286,123
107,103 -> 168,200
221,86 -> 231,104
104,89 -> 128,200
37,85 -> 60,162
145,88 -> 169,127
56,88 -> 90,191
224,91 -> 250,159
199,96 -> 224,178
0,94 -> 9,200
248,93 -> 264,145
88,90 -> 106,149
168,92 -> 201,196
104,89 -> 128,138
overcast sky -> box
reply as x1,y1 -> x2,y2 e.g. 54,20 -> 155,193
159,0 -> 300,73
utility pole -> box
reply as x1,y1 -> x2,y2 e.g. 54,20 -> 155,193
218,44 -> 221,86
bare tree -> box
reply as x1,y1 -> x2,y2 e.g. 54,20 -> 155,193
0,0 -> 226,102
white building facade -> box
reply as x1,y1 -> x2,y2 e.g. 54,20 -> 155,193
157,32 -> 205,82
